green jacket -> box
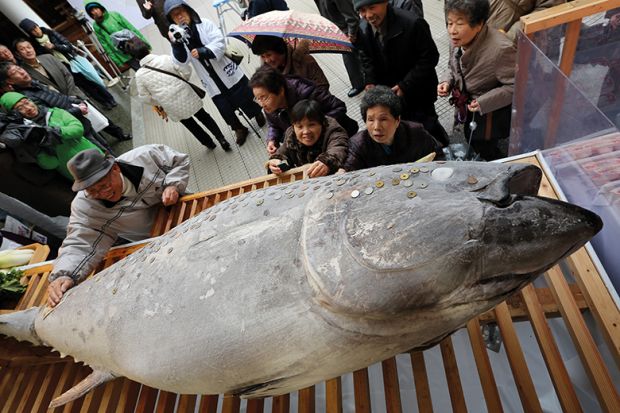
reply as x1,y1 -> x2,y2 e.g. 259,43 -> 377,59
84,1 -> 151,66
38,107 -> 101,180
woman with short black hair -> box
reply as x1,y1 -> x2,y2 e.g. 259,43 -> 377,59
267,99 -> 348,177
343,86 -> 441,171
438,0 -> 516,161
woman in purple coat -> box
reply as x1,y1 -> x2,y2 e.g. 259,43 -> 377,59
249,65 -> 358,154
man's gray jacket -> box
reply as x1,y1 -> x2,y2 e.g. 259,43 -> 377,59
49,144 -> 190,283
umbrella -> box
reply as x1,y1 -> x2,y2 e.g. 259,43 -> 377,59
228,10 -> 352,53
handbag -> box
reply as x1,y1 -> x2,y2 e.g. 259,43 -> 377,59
143,65 -> 207,99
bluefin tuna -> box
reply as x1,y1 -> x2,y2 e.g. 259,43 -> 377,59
0,162 -> 602,407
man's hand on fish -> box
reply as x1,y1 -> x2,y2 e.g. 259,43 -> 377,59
162,186 -> 180,206
47,276 -> 75,307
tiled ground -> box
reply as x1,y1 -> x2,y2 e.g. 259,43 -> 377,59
122,0 -> 454,193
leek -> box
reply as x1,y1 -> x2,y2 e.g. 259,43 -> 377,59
0,249 -> 34,269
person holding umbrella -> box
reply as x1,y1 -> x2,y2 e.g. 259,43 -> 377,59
164,0 -> 265,146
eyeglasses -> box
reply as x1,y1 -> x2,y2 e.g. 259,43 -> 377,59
253,94 -> 273,104
86,176 -> 113,196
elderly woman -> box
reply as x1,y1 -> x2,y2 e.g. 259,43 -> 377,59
267,99 -> 348,177
251,35 -> 329,89
0,92 -> 100,180
249,65 -> 358,155
343,86 -> 441,171
437,0 -> 516,161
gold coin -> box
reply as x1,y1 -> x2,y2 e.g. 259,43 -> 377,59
407,191 -> 417,198
467,176 -> 478,185
400,173 -> 410,180
392,178 -> 400,186
410,167 -> 420,174
376,180 -> 384,188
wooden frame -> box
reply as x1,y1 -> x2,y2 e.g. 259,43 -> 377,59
1,156 -> 619,412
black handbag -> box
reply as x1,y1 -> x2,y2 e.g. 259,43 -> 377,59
143,65 -> 207,99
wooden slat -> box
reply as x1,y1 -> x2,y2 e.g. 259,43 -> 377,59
155,390 -> 177,413
198,395 -> 219,413
559,19 -> 582,76
522,0 -> 620,34
4,366 -> 31,413
440,338 -> 467,413
325,377 -> 342,413
246,398 -> 264,413
566,249 -> 620,368
521,284 -> 583,412
410,352 -> 433,413
381,357 -> 402,413
545,266 -> 620,412
114,379 -> 141,413
134,385 -> 158,413
466,318 -> 503,413
177,394 -> 197,413
49,362 -> 81,413
272,394 -> 290,413
221,394 -> 240,413
353,369 -> 371,413
494,302 -> 543,413
30,362 -> 66,412
17,364 -> 48,413
298,386 -> 315,413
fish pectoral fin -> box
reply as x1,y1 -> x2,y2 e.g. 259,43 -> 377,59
48,369 -> 116,408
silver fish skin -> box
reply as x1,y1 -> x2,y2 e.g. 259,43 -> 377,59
0,161 -> 602,402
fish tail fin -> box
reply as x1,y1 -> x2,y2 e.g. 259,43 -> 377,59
49,369 -> 116,408
0,307 -> 43,345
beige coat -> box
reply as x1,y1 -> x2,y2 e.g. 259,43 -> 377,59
488,0 -> 565,40
441,25 -> 516,116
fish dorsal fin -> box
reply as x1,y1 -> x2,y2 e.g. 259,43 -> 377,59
49,369 -> 116,408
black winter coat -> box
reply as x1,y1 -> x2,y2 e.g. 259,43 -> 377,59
343,120 -> 441,171
358,6 -> 439,116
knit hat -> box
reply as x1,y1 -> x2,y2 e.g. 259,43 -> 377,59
18,18 -> 39,34
84,1 -> 106,18
353,0 -> 387,11
67,148 -> 115,192
0,91 -> 28,111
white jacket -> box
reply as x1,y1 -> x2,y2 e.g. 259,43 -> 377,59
172,18 -> 244,97
50,144 -> 190,283
135,54 -> 203,122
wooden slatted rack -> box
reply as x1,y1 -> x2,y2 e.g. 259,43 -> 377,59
1,155 -> 619,412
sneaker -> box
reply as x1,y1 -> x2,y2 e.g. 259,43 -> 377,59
255,112 -> 266,127
235,128 -> 248,146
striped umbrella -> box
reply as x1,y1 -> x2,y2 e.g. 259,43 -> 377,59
228,10 -> 352,53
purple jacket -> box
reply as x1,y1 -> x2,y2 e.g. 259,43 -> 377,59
266,76 -> 357,143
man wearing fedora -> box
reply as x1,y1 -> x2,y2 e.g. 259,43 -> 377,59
47,144 -> 190,307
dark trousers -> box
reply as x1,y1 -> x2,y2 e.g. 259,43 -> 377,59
180,108 -> 225,145
71,70 -> 116,106
211,76 -> 262,129
342,48 -> 364,90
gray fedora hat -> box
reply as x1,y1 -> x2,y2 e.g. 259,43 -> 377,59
67,149 -> 115,192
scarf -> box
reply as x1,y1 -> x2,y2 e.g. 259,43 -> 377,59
36,34 -> 70,64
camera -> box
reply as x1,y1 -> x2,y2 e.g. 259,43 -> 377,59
169,24 -> 190,44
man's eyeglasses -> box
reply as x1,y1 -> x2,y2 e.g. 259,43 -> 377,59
253,94 -> 272,104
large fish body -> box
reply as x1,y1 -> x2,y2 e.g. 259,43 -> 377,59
0,162 -> 602,401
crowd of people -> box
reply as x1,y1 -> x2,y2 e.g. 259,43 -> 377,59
0,0 -> 569,304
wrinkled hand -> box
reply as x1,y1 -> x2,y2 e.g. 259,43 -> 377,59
143,0 -> 152,10
47,276 -> 75,308
391,84 -> 404,97
78,102 -> 88,114
307,160 -> 329,178
365,84 -> 375,91
437,82 -> 451,97
266,140 -> 277,155
268,159 -> 283,175
467,99 -> 481,112
191,49 -> 199,59
162,185 -> 180,206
